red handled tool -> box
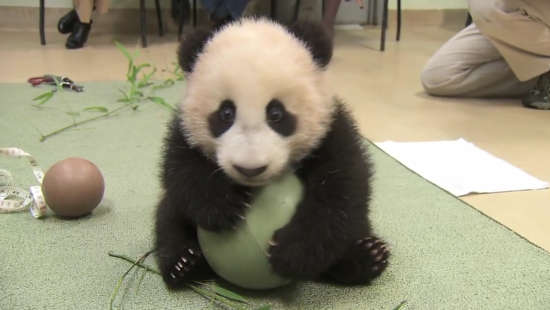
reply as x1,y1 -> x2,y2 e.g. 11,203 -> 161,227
27,75 -> 84,92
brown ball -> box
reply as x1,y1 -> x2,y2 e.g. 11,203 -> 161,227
42,157 -> 105,218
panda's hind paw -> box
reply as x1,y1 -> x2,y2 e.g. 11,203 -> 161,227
355,236 -> 390,279
321,236 -> 390,285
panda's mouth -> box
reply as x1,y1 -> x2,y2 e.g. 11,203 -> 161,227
231,174 -> 273,187
228,164 -> 295,187
225,165 -> 279,187
239,179 -> 270,187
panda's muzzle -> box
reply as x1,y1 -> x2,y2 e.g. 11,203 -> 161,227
233,164 -> 268,178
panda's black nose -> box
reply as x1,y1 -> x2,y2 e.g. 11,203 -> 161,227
233,164 -> 268,177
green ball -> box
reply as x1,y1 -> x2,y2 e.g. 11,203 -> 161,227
197,172 -> 304,290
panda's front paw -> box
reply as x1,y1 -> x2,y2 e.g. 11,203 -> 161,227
196,185 -> 252,232
267,225 -> 330,280
159,245 -> 203,289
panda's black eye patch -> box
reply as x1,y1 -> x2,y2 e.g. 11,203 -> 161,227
266,99 -> 296,137
208,99 -> 236,138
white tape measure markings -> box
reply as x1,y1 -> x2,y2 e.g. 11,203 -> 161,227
0,148 -> 48,218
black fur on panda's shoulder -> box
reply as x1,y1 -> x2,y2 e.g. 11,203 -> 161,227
176,17 -> 333,76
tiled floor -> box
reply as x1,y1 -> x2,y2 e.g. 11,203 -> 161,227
1,23 -> 549,251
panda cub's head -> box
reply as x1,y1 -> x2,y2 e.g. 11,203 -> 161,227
177,16 -> 334,187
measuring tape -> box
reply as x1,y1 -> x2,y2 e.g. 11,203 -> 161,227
0,147 -> 48,218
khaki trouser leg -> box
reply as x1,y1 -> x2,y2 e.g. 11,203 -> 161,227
420,0 -> 550,98
73,0 -> 110,23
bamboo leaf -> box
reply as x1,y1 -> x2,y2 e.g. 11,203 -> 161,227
83,106 -> 109,113
33,91 -> 54,105
254,306 -> 272,310
33,91 -> 53,101
152,78 -> 175,90
114,41 -> 133,61
147,96 -> 173,110
135,63 -> 151,72
392,300 -> 407,310
131,65 -> 139,82
118,89 -> 129,99
212,286 -> 248,303
117,89 -> 131,103
138,67 -> 157,88
114,41 -> 134,79
51,76 -> 62,92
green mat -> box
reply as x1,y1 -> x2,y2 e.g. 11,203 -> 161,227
1,80 -> 549,310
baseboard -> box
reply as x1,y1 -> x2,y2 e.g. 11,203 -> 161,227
0,6 -> 468,35
386,8 -> 468,30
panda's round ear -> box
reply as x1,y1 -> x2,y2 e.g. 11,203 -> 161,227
286,20 -> 333,69
177,26 -> 215,75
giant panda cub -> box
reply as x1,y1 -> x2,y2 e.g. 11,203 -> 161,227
154,16 -> 390,289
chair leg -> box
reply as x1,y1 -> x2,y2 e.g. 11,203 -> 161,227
380,0 -> 388,51
396,0 -> 401,41
271,0 -> 277,20
292,0 -> 301,22
193,0 -> 197,27
140,0 -> 147,48
155,0 -> 163,37
39,0 -> 46,45
178,0 -> 185,41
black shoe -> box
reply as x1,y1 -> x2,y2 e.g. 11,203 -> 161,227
65,20 -> 92,49
521,72 -> 550,110
57,9 -> 79,34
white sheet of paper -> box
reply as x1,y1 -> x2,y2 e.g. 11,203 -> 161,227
374,138 -> 549,197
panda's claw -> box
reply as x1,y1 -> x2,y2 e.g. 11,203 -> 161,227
320,236 -> 391,285
355,236 -> 391,279
166,246 -> 202,282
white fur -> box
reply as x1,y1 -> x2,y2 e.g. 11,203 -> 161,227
179,17 -> 335,186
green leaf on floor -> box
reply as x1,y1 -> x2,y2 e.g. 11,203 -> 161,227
117,89 -> 130,103
212,286 -> 248,303
83,106 -> 109,113
138,67 -> 157,88
33,91 -> 54,105
147,96 -> 173,110
254,305 -> 272,310
392,300 -> 407,310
